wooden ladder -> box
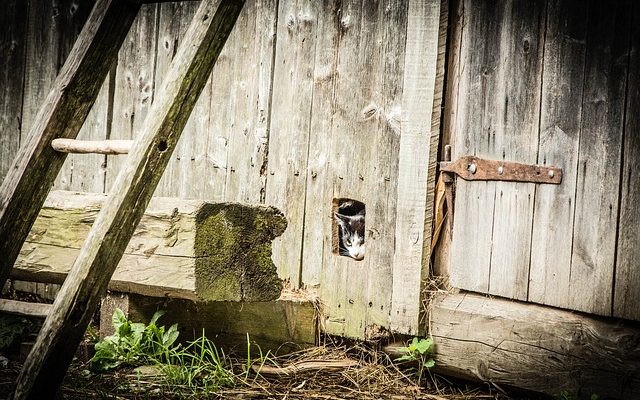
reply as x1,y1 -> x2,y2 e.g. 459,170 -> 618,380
0,0 -> 243,398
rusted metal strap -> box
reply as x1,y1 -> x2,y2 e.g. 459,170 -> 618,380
439,155 -> 562,184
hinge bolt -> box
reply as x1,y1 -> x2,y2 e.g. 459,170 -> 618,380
497,166 -> 504,175
468,163 -> 477,174
548,170 -> 555,178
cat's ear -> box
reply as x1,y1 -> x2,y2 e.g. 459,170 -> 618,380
356,208 -> 365,217
334,212 -> 348,227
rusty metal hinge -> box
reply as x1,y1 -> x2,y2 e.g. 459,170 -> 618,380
440,146 -> 562,184
438,145 -> 563,234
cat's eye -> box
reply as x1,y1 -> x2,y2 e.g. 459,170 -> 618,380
345,239 -> 352,246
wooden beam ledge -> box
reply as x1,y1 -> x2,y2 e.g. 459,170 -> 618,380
51,139 -> 132,154
0,299 -> 51,318
411,292 -> 640,398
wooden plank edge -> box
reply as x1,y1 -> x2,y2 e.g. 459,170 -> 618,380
0,299 -> 51,318
422,291 -> 640,398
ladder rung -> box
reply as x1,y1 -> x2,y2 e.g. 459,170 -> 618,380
51,139 -> 132,155
0,299 -> 51,318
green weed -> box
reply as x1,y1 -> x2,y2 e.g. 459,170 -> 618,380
395,337 -> 435,384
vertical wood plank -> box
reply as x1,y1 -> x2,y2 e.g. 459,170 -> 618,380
155,1 -> 201,198
0,0 -> 28,181
568,0 -> 631,315
320,0 -> 408,338
529,0 -> 589,308
106,4 -> 159,192
390,0 -> 441,334
222,0 -> 278,203
298,0 -> 340,290
450,0 -> 545,300
266,0 -> 320,286
614,2 -> 640,320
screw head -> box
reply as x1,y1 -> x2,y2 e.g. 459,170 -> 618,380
497,166 -> 504,175
548,169 -> 555,178
468,163 -> 477,174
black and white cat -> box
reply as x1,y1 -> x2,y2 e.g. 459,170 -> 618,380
334,201 -> 365,261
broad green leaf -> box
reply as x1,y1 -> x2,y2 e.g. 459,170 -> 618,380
424,358 -> 435,368
164,324 -> 179,347
149,310 -> 166,326
415,338 -> 433,354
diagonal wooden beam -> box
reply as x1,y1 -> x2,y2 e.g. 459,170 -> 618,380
13,0 -> 244,398
0,0 -> 140,290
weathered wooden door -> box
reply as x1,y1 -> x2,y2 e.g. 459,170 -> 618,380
446,0 -> 640,320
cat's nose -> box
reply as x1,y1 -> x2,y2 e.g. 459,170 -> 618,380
352,251 -> 364,261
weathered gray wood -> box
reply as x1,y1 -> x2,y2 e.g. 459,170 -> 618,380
105,3 -> 159,192
0,0 -> 27,181
12,190 -> 285,301
265,0 -> 320,286
613,3 -> 640,321
155,1 -> 201,198
449,0 -> 545,300
21,0 -> 94,135
427,292 -> 640,398
14,1 -> 243,397
221,0 -> 277,204
0,299 -> 51,318
567,0 -> 631,315
529,0 -> 588,309
390,0 -> 441,335
51,139 -> 132,154
318,0 -> 408,339
0,0 -> 140,295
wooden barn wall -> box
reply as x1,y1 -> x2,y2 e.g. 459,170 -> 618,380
445,0 -> 640,321
0,0 -> 443,336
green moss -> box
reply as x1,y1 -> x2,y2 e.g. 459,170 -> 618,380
193,203 -> 286,302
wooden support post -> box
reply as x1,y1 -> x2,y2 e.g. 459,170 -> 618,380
13,0 -> 244,398
0,0 -> 140,290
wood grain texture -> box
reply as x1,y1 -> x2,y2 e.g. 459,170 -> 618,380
105,3 -> 159,192
390,0 -> 441,335
14,1 -> 243,397
266,0 -> 320,286
429,292 -> 640,398
317,0 -> 408,339
568,0 -> 631,315
155,1 -> 202,198
613,2 -> 640,320
450,0 -> 545,300
221,0 -> 278,203
0,0 -> 140,295
529,0 -> 589,309
0,299 -> 51,318
0,0 -> 27,181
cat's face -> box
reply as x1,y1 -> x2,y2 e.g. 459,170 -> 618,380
335,212 -> 365,261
